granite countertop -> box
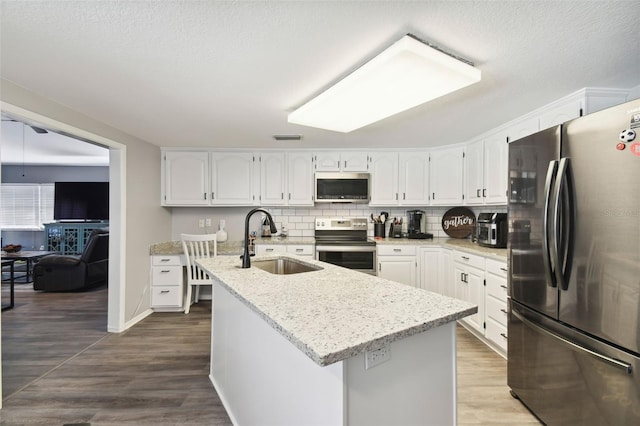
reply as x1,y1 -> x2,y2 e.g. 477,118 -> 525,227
150,236 -> 507,259
197,254 -> 476,367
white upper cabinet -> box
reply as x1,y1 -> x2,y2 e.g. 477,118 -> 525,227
538,98 -> 583,131
369,152 -> 399,205
260,152 -> 287,205
370,152 -> 428,206
483,132 -> 509,204
163,151 -> 210,206
429,146 -> 464,206
399,152 -> 430,205
465,133 -> 508,206
505,116 -> 539,144
463,140 -> 484,205
315,151 -> 368,172
210,152 -> 257,206
287,151 -> 314,206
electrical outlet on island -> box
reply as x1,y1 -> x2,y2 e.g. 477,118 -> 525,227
365,345 -> 391,369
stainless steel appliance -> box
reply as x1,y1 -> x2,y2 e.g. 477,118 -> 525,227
315,172 -> 370,203
315,217 -> 376,275
507,99 -> 640,425
406,209 -> 432,239
476,212 -> 507,248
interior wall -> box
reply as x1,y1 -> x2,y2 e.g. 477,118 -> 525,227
0,78 -> 172,327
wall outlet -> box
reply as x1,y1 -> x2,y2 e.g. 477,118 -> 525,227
365,345 -> 391,370
198,219 -> 205,228
205,218 -> 212,227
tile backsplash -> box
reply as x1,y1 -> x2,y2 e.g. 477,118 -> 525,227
170,205 -> 507,242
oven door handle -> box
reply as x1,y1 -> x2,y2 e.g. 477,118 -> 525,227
315,245 -> 376,252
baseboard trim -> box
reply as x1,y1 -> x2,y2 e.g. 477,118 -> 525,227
108,308 -> 153,333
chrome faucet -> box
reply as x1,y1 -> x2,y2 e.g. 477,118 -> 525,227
241,208 -> 277,268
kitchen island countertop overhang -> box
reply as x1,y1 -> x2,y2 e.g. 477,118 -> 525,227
197,253 -> 477,366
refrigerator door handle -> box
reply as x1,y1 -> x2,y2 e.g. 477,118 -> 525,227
552,158 -> 571,291
512,309 -> 633,374
543,160 -> 558,288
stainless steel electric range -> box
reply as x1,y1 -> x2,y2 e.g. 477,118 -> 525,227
314,217 -> 376,275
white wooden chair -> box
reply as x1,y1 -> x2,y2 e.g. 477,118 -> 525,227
181,233 -> 217,314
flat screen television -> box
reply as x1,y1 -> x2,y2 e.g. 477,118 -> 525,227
54,182 -> 109,221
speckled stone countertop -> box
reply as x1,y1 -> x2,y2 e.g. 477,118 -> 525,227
197,254 -> 476,367
150,237 -> 506,259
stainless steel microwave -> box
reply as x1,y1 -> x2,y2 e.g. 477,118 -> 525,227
314,172 -> 370,203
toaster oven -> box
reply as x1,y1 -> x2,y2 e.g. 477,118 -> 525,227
476,213 -> 508,248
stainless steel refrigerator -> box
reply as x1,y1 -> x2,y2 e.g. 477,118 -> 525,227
507,99 -> 640,425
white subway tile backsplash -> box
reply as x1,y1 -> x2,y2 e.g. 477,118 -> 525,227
289,216 -> 302,223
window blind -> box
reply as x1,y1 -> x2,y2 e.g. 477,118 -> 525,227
0,183 -> 54,230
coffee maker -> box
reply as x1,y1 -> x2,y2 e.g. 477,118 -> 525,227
406,210 -> 433,239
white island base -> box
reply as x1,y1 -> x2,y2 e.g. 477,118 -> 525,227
210,281 -> 457,426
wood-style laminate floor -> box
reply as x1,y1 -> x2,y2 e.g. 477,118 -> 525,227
1,284 -> 540,425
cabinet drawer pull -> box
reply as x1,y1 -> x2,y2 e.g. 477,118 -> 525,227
500,267 -> 508,272
295,248 -> 303,252
161,270 -> 171,273
393,248 -> 402,252
500,333 -> 508,339
160,258 -> 171,262
266,248 -> 274,252
160,290 -> 170,294
500,309 -> 508,314
500,285 -> 508,290
461,256 -> 470,260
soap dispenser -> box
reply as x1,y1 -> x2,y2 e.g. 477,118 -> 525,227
216,219 -> 228,242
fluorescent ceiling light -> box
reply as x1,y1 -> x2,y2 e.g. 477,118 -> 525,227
288,34 -> 481,133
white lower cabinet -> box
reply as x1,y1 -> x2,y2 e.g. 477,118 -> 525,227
150,255 -> 184,311
377,245 -> 417,287
453,250 -> 485,335
418,247 -> 442,294
484,258 -> 509,355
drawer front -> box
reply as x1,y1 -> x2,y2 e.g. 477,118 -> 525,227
485,317 -> 508,353
377,245 -> 417,256
286,245 -> 314,256
485,258 -> 508,278
151,286 -> 183,307
486,294 -> 509,326
152,255 -> 182,266
152,266 -> 182,286
486,273 -> 508,301
255,245 -> 286,256
452,250 -> 484,269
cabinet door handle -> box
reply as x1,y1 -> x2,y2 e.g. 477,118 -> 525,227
204,192 -> 207,200
395,193 -> 398,200
500,333 -> 508,339
212,192 -> 215,199
460,272 -> 465,283
379,263 -> 382,272
432,192 -> 435,199
476,189 -> 481,197
483,189 -> 486,197
403,193 -> 406,200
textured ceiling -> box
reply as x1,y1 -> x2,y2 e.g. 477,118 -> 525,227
1,0 -> 639,158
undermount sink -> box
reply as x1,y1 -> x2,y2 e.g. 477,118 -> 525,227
252,257 -> 323,275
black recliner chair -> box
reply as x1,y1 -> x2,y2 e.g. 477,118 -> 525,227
33,228 -> 109,291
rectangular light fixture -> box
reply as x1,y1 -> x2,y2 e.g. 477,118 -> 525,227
288,34 -> 481,133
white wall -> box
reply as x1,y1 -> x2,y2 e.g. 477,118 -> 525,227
0,78 -> 172,326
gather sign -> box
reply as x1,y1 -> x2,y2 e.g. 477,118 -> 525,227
442,207 -> 476,239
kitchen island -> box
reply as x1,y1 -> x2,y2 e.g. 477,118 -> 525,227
198,254 -> 475,425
